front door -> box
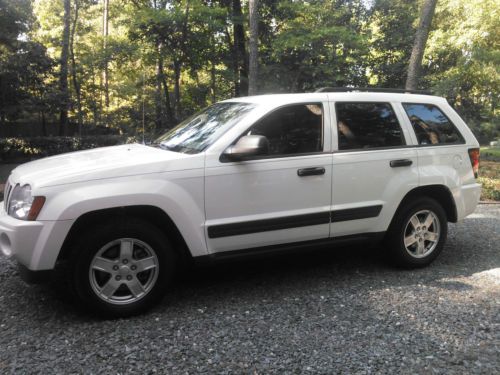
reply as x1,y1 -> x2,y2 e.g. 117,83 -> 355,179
204,102 -> 333,254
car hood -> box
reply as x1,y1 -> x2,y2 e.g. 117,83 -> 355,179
10,143 -> 199,188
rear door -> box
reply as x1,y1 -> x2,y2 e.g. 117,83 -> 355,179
401,102 -> 476,216
330,101 -> 419,237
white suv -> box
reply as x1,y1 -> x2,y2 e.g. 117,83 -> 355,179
0,89 -> 481,317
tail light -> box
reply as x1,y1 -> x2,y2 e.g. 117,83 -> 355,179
468,148 -> 480,179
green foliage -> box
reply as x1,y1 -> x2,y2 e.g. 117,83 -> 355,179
260,0 -> 369,92
0,0 -> 58,124
481,147 -> 500,162
424,0 -> 499,143
0,0 -> 497,142
367,0 -> 419,87
478,160 -> 500,201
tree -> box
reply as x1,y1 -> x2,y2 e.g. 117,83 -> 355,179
102,0 -> 109,109
232,0 -> 248,96
405,0 -> 438,90
70,0 -> 83,134
59,0 -> 71,133
366,0 -> 419,88
1,0 -> 495,143
0,0 -> 57,129
248,0 -> 258,95
424,0 -> 499,141
261,0 -> 368,93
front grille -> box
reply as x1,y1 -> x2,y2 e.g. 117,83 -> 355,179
3,181 -> 12,211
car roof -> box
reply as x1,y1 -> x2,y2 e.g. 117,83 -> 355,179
224,92 -> 448,106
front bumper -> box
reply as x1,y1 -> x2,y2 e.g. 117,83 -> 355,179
18,263 -> 53,284
0,202 -> 74,272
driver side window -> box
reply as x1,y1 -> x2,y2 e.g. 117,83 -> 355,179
244,103 -> 324,156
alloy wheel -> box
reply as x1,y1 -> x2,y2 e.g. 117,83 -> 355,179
89,238 -> 159,305
403,210 -> 441,258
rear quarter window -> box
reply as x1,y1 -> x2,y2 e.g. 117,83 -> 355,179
403,103 -> 465,145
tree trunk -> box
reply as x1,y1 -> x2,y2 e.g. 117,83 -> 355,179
223,27 -> 239,96
90,61 -> 98,128
70,0 -> 83,136
59,0 -> 71,135
160,69 -> 174,126
209,33 -> 217,103
155,57 -> 163,134
173,60 -> 181,120
102,0 -> 110,108
210,59 -> 216,103
248,0 -> 258,95
233,0 -> 248,96
41,111 -> 47,137
405,0 -> 438,90
0,77 -> 5,126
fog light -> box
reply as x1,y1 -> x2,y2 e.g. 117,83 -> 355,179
0,232 -> 12,257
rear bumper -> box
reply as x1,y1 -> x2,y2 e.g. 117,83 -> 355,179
0,202 -> 74,271
456,183 -> 482,220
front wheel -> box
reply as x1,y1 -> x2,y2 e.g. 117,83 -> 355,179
70,218 -> 175,317
385,197 -> 448,268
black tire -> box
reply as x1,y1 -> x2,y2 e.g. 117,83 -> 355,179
385,197 -> 447,268
69,217 -> 175,318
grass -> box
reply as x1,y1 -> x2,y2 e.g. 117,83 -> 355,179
481,146 -> 500,162
479,160 -> 500,201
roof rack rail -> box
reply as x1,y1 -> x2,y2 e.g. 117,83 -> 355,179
315,87 -> 433,95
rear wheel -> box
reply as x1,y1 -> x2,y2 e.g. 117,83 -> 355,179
386,197 -> 447,268
70,218 -> 175,317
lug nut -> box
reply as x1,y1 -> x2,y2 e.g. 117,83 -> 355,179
127,275 -> 133,281
123,259 -> 128,264
113,265 -> 119,271
115,275 -> 121,281
131,265 -> 137,271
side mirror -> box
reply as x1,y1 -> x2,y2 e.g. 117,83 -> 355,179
223,135 -> 269,161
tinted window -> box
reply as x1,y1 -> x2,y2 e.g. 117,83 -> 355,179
155,102 -> 255,154
243,104 -> 323,156
403,103 -> 464,145
335,102 -> 405,150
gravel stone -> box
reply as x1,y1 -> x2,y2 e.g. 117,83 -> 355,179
0,205 -> 499,374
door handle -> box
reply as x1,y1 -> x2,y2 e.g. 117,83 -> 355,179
297,167 -> 326,177
390,159 -> 413,168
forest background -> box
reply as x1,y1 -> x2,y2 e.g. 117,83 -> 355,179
0,0 -> 498,147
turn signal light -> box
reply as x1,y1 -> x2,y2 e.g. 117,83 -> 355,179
27,196 -> 46,221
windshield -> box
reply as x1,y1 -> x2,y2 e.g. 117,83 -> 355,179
154,102 -> 256,154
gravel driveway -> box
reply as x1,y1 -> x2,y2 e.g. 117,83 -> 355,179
0,205 -> 499,374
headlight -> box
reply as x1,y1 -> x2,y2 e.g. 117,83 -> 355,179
7,184 -> 45,221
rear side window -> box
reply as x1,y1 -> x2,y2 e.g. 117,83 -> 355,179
403,103 -> 465,145
335,102 -> 405,150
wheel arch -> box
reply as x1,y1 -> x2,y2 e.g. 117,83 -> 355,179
394,185 -> 458,224
57,205 -> 193,265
